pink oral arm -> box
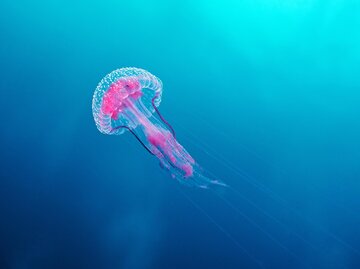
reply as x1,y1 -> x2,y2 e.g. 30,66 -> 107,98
147,127 -> 195,178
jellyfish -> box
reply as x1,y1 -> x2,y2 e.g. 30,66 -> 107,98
92,67 -> 223,188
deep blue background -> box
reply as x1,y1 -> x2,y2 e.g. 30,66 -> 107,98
1,0 -> 360,268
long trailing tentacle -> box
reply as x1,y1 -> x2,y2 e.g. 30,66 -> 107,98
152,95 -> 176,138
111,125 -> 154,155
176,185 -> 264,268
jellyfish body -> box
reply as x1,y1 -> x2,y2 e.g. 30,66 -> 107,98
92,67 -> 220,188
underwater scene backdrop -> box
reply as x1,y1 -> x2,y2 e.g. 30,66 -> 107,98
1,0 -> 359,268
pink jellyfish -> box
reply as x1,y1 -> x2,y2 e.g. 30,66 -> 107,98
92,67 -> 223,188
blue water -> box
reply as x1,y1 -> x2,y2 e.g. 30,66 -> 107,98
1,1 -> 360,268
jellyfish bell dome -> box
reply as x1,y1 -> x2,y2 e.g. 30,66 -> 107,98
92,67 -> 163,135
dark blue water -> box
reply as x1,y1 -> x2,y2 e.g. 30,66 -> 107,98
1,1 -> 360,268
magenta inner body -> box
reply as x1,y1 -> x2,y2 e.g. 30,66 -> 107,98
99,75 -> 195,179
